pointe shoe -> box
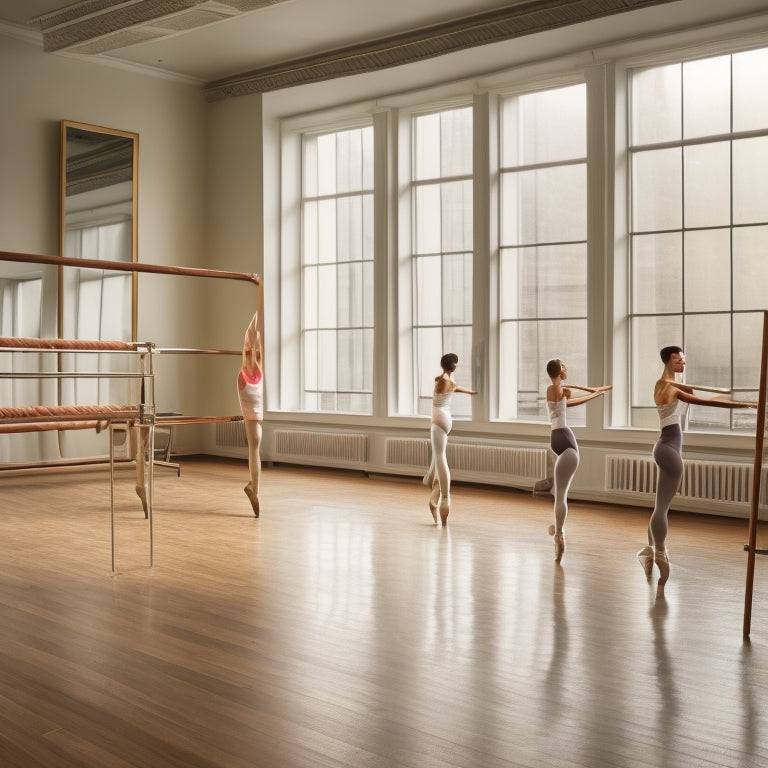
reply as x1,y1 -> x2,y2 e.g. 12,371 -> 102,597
428,479 -> 440,523
655,548 -> 670,586
135,485 -> 148,519
548,525 -> 565,562
439,499 -> 450,527
637,546 -> 654,579
244,482 -> 260,518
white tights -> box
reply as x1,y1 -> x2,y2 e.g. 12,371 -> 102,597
428,424 -> 450,504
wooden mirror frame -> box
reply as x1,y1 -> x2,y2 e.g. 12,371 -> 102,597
59,120 -> 138,341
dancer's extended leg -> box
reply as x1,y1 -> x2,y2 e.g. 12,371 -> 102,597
430,424 -> 451,525
131,424 -> 150,518
244,420 -> 262,517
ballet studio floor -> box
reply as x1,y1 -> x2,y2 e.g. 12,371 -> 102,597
1,457 -> 767,768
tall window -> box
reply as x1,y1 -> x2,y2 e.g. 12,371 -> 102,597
498,84 -> 587,422
628,49 -> 767,432
302,126 -> 374,413
412,107 -> 473,417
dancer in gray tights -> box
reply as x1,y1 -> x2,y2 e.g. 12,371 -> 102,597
423,353 -> 477,525
638,345 -> 756,595
545,359 -> 611,562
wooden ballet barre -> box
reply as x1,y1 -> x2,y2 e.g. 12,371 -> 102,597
155,414 -> 243,426
0,336 -> 148,351
0,404 -> 144,424
0,250 -> 260,286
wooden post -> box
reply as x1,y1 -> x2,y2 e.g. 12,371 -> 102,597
744,310 -> 768,636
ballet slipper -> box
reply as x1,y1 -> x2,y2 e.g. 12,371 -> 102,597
636,546 -> 654,579
439,498 -> 450,527
244,482 -> 260,518
548,525 -> 565,562
428,478 -> 440,523
655,548 -> 670,586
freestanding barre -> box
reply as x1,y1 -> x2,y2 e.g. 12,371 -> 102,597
743,310 -> 768,637
0,337 -> 155,572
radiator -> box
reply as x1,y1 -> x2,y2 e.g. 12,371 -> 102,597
274,429 -> 368,464
605,454 -> 768,506
386,437 -> 551,490
216,420 -> 248,448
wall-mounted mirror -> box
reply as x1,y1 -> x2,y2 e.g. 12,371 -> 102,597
59,120 -> 138,342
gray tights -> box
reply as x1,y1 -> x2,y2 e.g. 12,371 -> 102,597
648,429 -> 683,550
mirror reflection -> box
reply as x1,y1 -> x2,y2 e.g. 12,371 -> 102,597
60,120 -> 138,342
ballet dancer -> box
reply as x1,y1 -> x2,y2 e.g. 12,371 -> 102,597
238,281 -> 264,517
423,352 -> 477,526
637,345 -> 756,595
545,359 -> 611,562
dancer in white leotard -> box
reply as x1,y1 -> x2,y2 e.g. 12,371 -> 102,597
637,346 -> 756,596
545,359 -> 611,562
237,280 -> 264,517
423,353 -> 477,525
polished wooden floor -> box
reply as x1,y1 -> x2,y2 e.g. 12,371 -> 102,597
1,457 -> 768,768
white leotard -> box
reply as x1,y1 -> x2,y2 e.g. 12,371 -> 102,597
657,399 -> 687,429
547,397 -> 567,430
431,390 -> 454,433
238,369 -> 264,421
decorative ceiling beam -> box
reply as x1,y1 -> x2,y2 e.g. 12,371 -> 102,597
203,0 -> 679,101
33,0 -> 288,52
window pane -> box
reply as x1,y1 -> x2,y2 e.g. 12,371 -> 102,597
733,312 -> 762,392
733,136 -> 768,225
502,164 -> 586,245
684,313 -> 732,431
441,252 -> 473,326
316,133 -> 336,196
733,225 -> 768,311
318,199 -> 336,263
415,255 -> 442,326
414,184 -> 441,254
733,48 -> 768,132
632,233 -> 682,314
684,142 -> 730,228
683,55 -> 731,139
414,112 -> 440,180
317,264 -> 337,328
441,180 -> 473,252
684,229 -> 730,312
631,64 -> 681,145
501,84 -> 586,166
632,148 -> 682,231
440,107 -> 473,177
501,244 -> 587,320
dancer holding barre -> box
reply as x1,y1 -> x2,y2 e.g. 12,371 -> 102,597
545,359 -> 611,562
638,345 -> 757,596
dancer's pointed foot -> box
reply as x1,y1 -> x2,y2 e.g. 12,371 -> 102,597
655,548 -> 670,586
244,482 -> 260,518
548,525 -> 565,562
135,484 -> 148,519
429,479 -> 440,523
637,546 -> 654,579
439,499 -> 450,527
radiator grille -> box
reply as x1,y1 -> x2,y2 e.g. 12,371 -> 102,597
215,420 -> 248,448
386,437 -> 549,486
385,438 -> 430,467
606,454 -> 768,504
274,429 -> 368,464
